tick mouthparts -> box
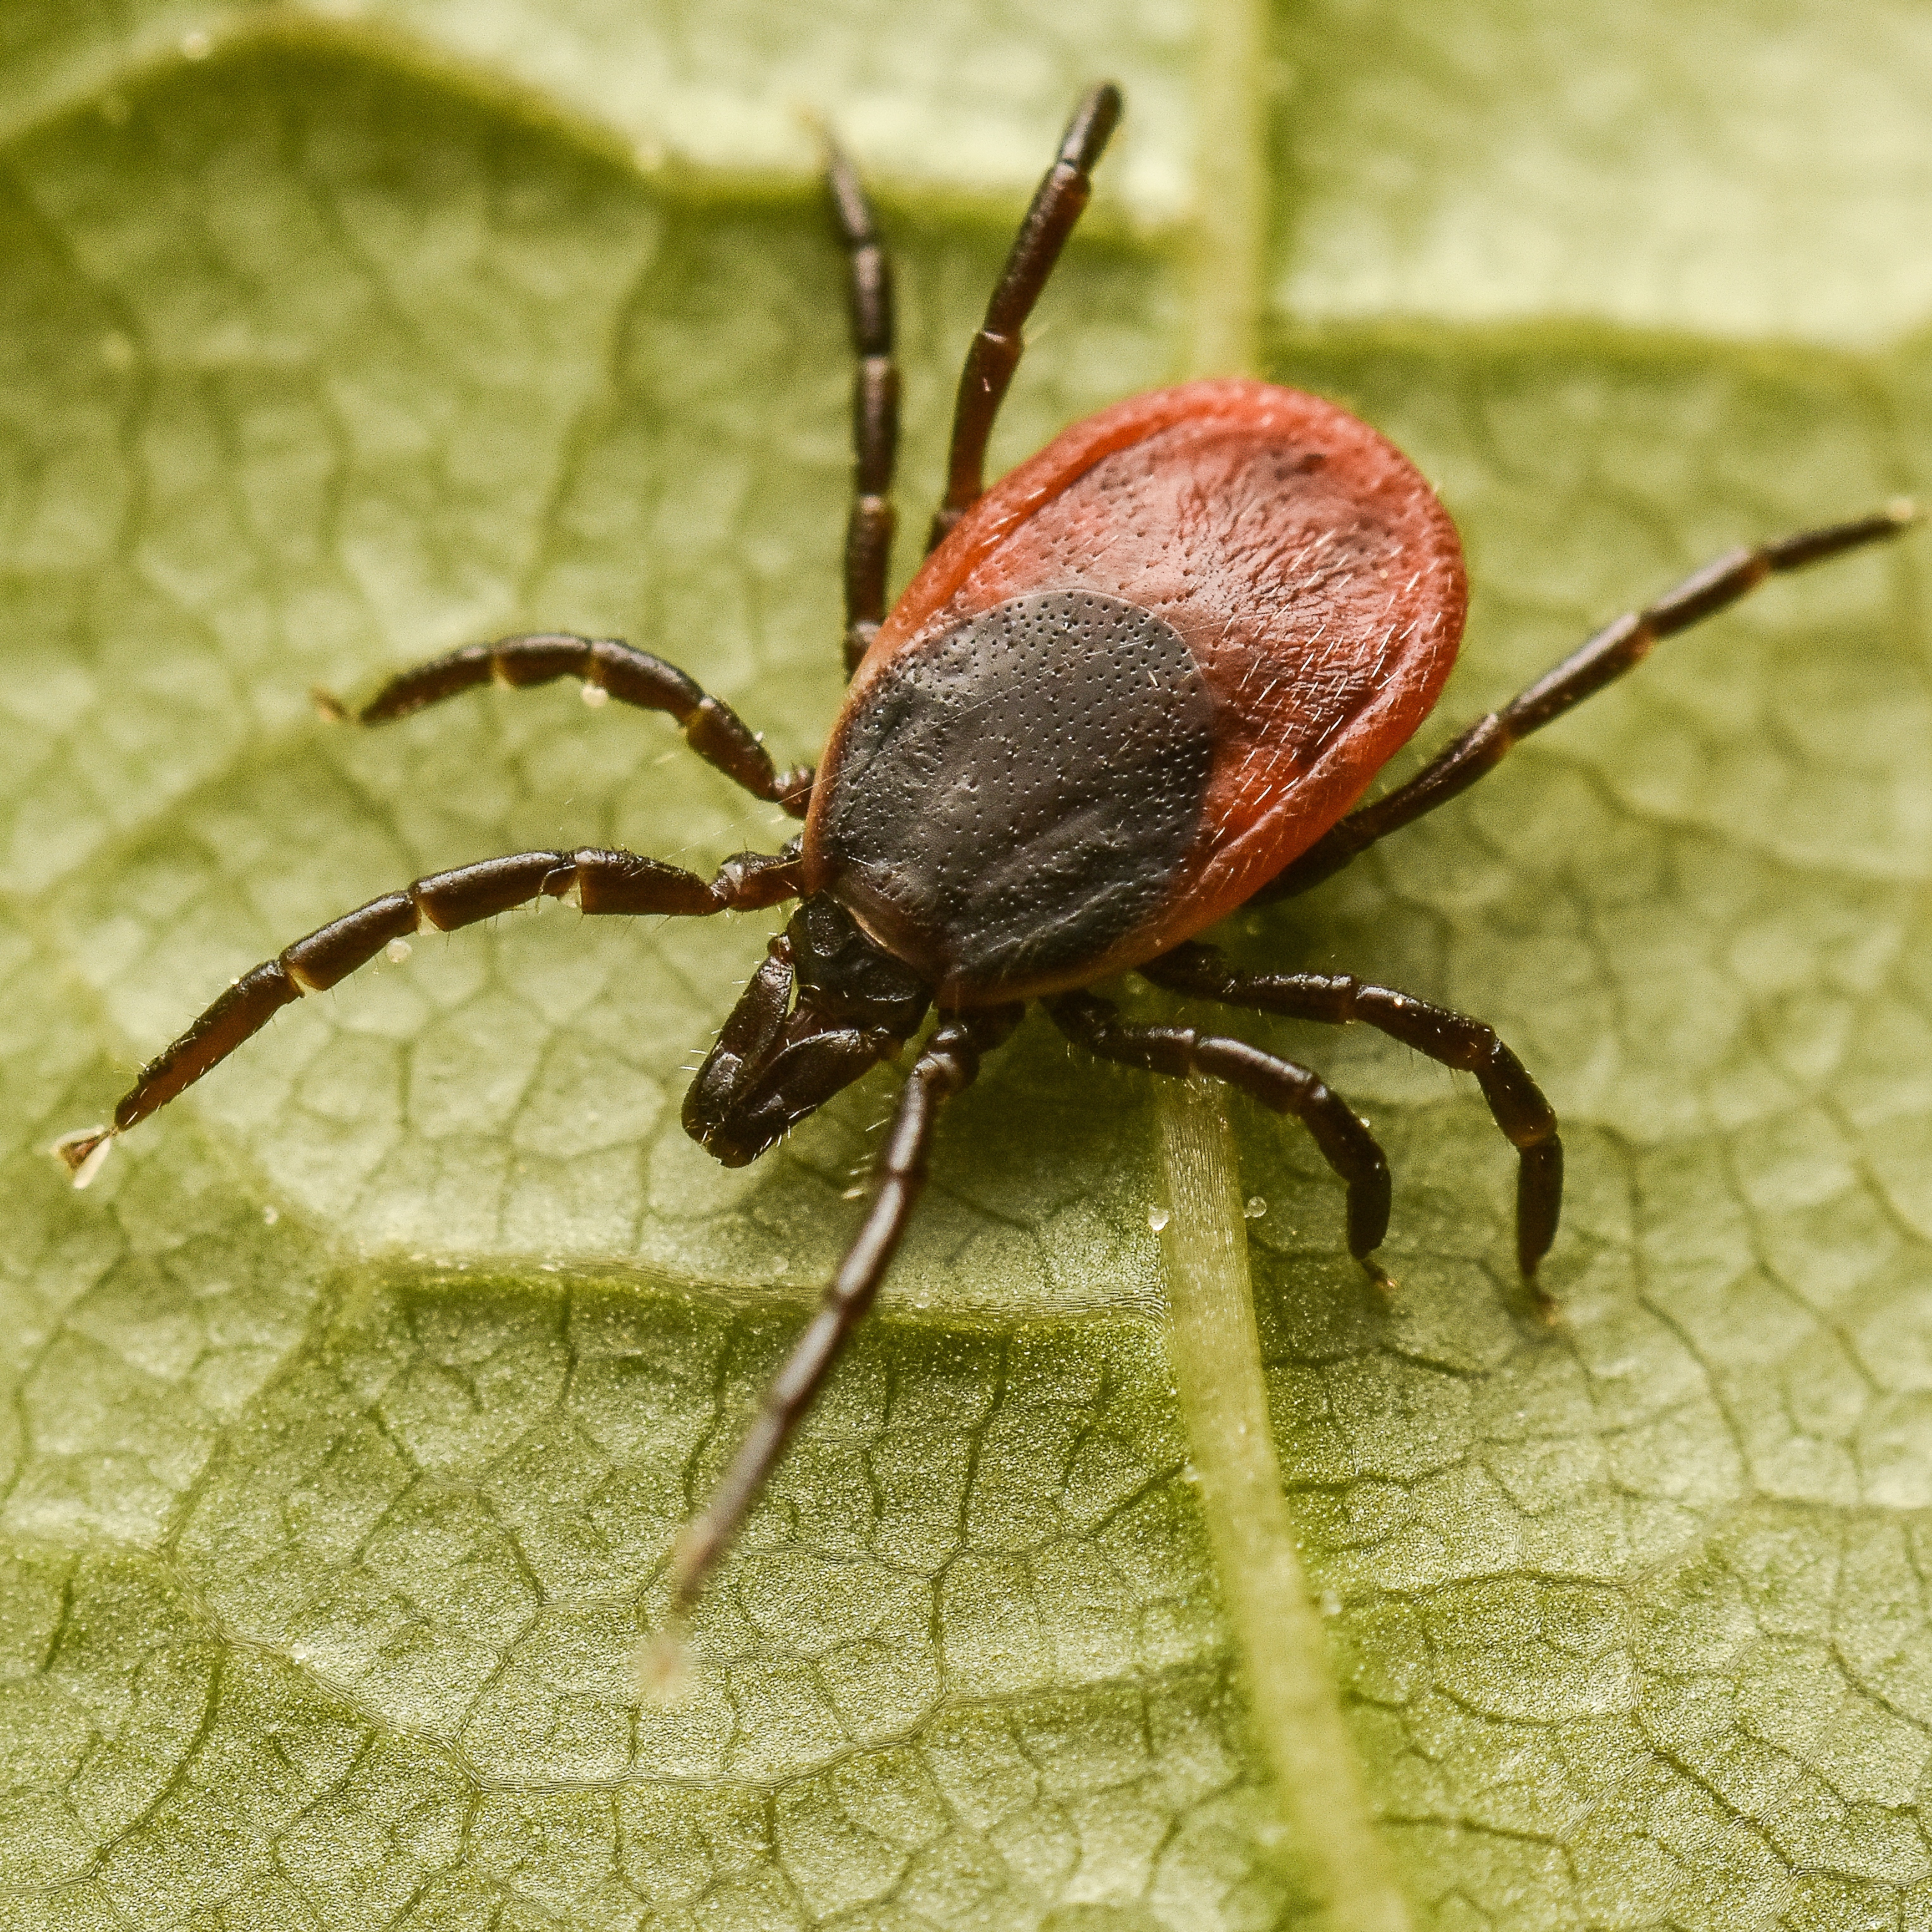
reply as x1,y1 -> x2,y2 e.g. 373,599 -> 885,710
51,1126 -> 115,1188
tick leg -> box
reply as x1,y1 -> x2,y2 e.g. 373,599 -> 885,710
926,83 -> 1122,552
52,846 -> 803,1181
1143,942 -> 1561,1291
1255,501 -> 1920,902
667,1002 -> 1023,1611
825,139 -> 900,676
1045,987 -> 1393,1280
322,635 -> 812,818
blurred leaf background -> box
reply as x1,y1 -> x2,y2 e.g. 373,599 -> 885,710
4,2 -> 1932,1928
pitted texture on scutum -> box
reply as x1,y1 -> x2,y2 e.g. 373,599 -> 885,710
817,591 -> 1214,997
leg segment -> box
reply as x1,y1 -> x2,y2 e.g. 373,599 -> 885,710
926,83 -> 1122,552
53,846 -> 802,1180
825,140 -> 900,676
1045,987 -> 1393,1276
667,1001 -> 1023,1609
320,634 -> 812,817
1256,502 -> 1919,902
1143,941 -> 1561,1286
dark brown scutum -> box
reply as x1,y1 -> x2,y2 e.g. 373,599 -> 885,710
815,591 -> 1215,999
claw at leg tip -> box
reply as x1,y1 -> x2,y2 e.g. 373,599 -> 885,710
310,686 -> 349,724
52,1127 -> 113,1189
634,1625 -> 694,1707
1523,1271 -> 1560,1327
1360,1256 -> 1397,1294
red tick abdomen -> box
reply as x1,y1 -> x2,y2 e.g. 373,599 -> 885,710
804,379 -> 1468,1003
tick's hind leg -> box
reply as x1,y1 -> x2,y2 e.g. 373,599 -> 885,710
317,633 -> 812,817
824,138 -> 900,676
927,83 -> 1122,551
1143,941 -> 1561,1299
1045,987 -> 1393,1280
1256,500 -> 1919,903
53,845 -> 802,1183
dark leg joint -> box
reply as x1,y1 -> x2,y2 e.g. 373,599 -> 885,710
1473,1043 -> 1558,1149
712,850 -> 807,911
843,622 -> 879,676
577,847 -> 801,917
680,699 -> 812,816
853,362 -> 898,493
584,639 -> 703,713
1648,547 -> 1766,637
414,851 -> 569,931
845,495 -> 895,628
491,633 -> 592,688
573,851 -> 719,917
283,892 -> 419,992
683,698 -> 772,795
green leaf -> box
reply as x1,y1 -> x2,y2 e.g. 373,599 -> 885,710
4,4 -> 1931,1928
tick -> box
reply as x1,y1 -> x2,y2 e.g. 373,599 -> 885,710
55,85 -> 1916,1610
